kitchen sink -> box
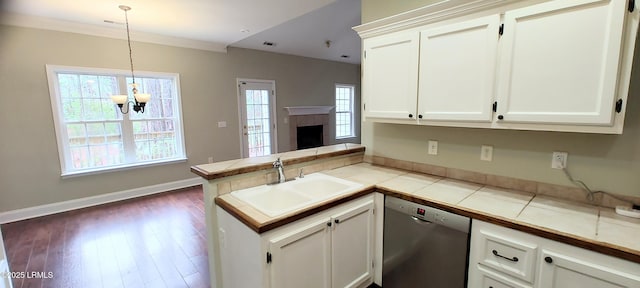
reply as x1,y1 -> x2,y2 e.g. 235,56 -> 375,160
230,172 -> 363,217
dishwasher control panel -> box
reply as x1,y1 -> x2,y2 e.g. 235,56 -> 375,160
385,196 -> 470,233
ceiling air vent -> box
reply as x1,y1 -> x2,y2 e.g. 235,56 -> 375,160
263,41 -> 276,46
340,55 -> 350,58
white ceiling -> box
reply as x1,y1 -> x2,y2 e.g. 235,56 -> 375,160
0,0 -> 362,64
231,0 -> 361,64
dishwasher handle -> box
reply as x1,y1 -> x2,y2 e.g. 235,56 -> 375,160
411,216 -> 432,224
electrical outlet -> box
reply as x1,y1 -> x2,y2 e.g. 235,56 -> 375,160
481,145 -> 493,161
551,152 -> 568,169
217,121 -> 227,128
428,140 -> 438,155
208,156 -> 214,163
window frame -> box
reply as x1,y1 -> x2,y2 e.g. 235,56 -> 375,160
46,65 -> 187,178
335,83 -> 356,139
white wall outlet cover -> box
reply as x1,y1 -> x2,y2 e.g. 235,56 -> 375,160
428,140 -> 438,155
217,121 -> 227,128
481,145 -> 493,161
551,152 -> 568,169
208,156 -> 214,163
284,117 -> 288,124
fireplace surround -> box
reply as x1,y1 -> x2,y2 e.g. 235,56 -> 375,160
285,106 -> 333,150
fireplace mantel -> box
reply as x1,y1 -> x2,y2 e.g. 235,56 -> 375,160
284,106 -> 334,116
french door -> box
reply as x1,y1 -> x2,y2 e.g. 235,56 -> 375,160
238,79 -> 277,158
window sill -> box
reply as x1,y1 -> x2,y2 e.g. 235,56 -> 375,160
61,157 -> 188,179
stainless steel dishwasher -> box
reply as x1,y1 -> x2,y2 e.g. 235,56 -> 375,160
383,196 -> 471,287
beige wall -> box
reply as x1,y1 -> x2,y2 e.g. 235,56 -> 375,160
360,1 -> 640,197
362,0 -> 443,23
0,25 -> 361,212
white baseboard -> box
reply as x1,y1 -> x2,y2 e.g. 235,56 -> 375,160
0,177 -> 203,224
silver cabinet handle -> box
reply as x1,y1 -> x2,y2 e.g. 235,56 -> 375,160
492,250 -> 518,262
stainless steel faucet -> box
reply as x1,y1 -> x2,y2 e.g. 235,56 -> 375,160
273,157 -> 285,183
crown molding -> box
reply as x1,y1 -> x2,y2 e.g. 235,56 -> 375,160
353,0 -> 545,39
1,12 -> 228,53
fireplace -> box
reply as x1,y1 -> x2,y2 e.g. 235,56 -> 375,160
284,106 -> 334,150
297,125 -> 323,149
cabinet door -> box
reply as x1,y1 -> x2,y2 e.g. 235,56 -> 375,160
331,200 -> 375,288
363,31 -> 419,120
495,0 -> 627,125
538,250 -> 640,288
418,14 -> 500,122
268,218 -> 331,288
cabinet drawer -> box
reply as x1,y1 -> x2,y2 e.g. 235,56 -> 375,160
477,230 -> 538,283
477,265 -> 532,288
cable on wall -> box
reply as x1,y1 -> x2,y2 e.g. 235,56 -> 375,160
561,165 -> 635,205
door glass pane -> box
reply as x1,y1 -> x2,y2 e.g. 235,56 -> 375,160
245,88 -> 271,157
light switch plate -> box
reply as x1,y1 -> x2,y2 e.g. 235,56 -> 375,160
481,145 -> 493,161
428,140 -> 438,155
217,121 -> 227,128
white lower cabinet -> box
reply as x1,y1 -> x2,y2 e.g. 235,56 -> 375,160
217,195 -> 376,288
268,218 -> 332,288
468,220 -> 640,288
330,201 -> 375,288
477,265 -> 531,288
538,249 -> 640,288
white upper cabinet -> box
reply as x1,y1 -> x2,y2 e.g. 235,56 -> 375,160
355,0 -> 639,133
363,31 -> 419,121
495,0 -> 628,126
418,14 -> 500,122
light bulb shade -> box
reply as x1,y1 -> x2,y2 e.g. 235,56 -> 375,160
134,93 -> 151,103
111,95 -> 128,105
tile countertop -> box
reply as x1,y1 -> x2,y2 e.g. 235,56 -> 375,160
191,143 -> 365,180
215,162 -> 640,264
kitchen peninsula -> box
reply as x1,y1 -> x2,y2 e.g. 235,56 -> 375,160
191,144 -> 640,288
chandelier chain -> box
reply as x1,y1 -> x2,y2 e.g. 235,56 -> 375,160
123,8 -> 136,85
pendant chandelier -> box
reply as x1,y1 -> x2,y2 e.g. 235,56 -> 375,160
110,5 -> 150,114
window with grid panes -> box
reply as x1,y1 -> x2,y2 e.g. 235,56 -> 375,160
46,65 -> 186,176
335,84 -> 355,139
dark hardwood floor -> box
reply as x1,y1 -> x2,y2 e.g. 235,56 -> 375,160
1,186 -> 210,288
